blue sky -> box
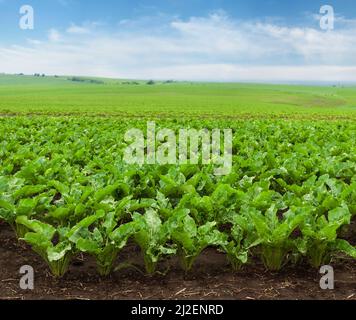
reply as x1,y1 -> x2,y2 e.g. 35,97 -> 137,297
0,0 -> 356,81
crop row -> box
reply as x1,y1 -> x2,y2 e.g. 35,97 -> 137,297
0,117 -> 355,277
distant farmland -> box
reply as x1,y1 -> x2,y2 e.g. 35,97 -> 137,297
0,74 -> 355,119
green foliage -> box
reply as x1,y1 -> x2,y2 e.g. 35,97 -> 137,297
70,210 -> 134,276
15,216 -> 73,277
166,209 -> 228,271
0,116 -> 355,276
246,206 -> 307,271
131,209 -> 176,274
297,206 -> 356,267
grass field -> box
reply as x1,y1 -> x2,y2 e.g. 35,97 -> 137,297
0,74 -> 356,119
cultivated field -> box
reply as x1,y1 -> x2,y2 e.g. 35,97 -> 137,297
0,74 -> 356,119
0,75 -> 355,300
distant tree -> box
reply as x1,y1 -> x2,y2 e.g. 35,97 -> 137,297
121,81 -> 140,85
147,80 -> 155,85
68,76 -> 83,82
67,77 -> 104,84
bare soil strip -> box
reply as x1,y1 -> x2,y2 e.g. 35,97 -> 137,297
1,224 -> 355,300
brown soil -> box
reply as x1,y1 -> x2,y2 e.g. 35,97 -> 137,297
0,223 -> 355,300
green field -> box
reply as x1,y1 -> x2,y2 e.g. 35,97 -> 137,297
0,74 -> 356,119
0,74 -> 355,277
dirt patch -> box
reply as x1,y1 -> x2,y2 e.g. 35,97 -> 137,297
0,224 -> 355,300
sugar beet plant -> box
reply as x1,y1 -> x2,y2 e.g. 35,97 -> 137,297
0,117 -> 355,277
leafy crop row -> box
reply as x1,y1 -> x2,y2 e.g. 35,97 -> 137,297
0,117 -> 355,277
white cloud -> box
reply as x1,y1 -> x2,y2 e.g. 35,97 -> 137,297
1,12 -> 356,82
66,24 -> 91,34
66,22 -> 102,34
48,29 -> 62,42
129,64 -> 356,82
26,39 -> 42,45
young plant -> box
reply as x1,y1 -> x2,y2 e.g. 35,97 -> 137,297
131,209 -> 176,274
246,205 -> 306,271
222,214 -> 258,271
69,210 -> 137,276
166,209 -> 228,271
0,199 -> 15,226
15,216 -> 73,277
16,211 -> 105,277
298,206 -> 356,268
